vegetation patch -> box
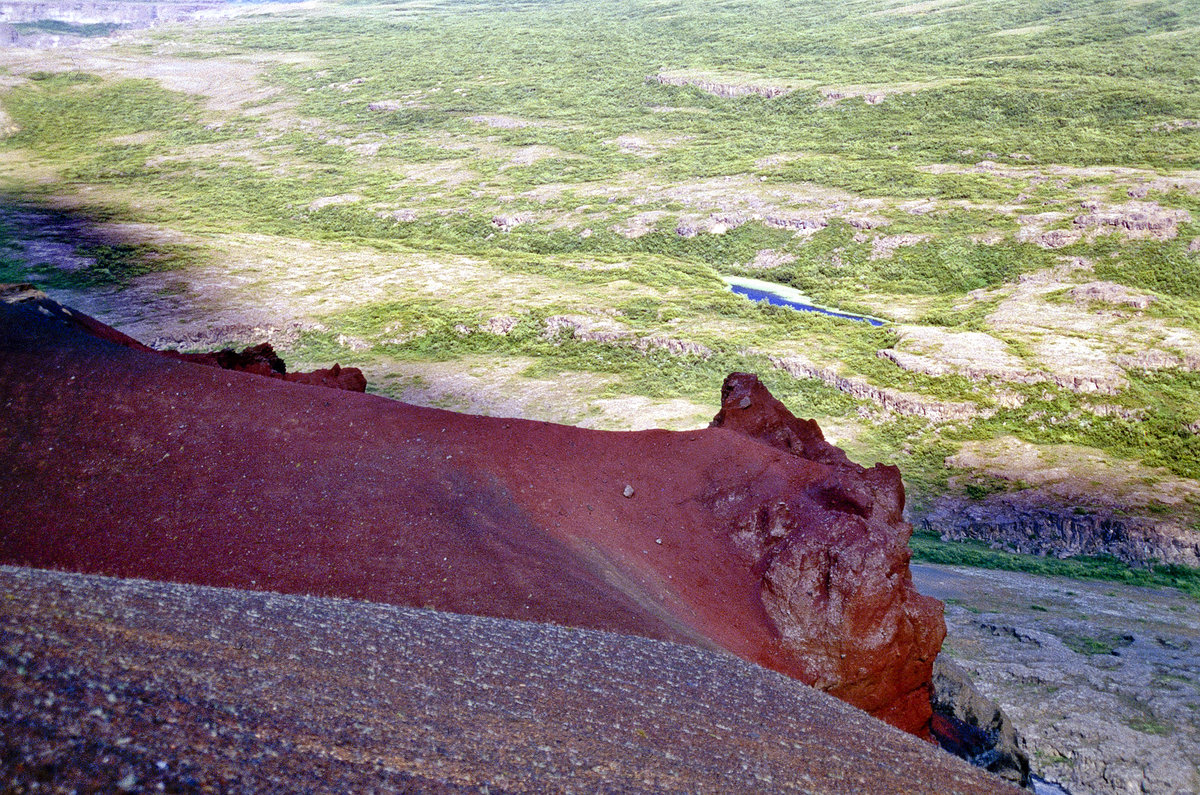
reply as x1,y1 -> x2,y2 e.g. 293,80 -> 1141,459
2,0 -> 1199,576
910,532 -> 1200,601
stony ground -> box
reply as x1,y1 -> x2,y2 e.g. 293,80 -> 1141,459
913,564 -> 1200,795
0,565 -> 1013,794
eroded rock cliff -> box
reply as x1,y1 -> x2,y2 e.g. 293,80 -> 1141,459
923,494 -> 1200,568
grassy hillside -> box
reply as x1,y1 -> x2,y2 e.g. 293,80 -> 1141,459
1,0 -> 1198,562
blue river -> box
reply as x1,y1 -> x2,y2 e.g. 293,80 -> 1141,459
729,284 -> 886,326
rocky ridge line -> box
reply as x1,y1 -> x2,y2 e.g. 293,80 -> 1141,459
922,495 -> 1200,568
768,353 -> 989,421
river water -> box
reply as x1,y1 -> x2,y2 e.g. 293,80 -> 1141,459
724,276 -> 886,326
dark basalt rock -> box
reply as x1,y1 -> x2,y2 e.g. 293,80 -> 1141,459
165,342 -> 367,392
931,657 -> 1031,788
922,493 -> 1200,568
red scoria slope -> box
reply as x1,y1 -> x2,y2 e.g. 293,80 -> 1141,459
0,286 -> 945,736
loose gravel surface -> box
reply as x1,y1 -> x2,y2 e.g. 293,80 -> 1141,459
0,565 -> 1012,794
914,564 -> 1200,795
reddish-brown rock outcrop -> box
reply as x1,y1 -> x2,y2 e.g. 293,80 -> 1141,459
164,342 -> 367,392
0,288 -> 944,736
711,373 -> 945,731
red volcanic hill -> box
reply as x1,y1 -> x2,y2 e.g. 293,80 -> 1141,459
0,285 -> 945,737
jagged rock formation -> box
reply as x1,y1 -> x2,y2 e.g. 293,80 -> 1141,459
923,494 -> 1200,568
165,342 -> 367,392
1073,201 -> 1190,240
709,374 -> 946,728
931,657 -> 1030,788
768,353 -> 988,421
0,288 -> 945,737
0,566 -> 1015,794
650,71 -> 794,99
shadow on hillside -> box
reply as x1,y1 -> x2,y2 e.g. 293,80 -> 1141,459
0,193 -> 202,291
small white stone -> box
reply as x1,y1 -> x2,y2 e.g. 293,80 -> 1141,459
623,484 -> 635,498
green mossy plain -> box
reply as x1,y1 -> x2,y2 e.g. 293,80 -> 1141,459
2,0 -> 1199,587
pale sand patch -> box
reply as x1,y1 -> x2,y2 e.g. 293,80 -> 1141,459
661,173 -> 872,208
754,152 -> 807,169
561,172 -> 888,235
646,105 -> 710,114
322,134 -> 390,159
421,133 -> 574,170
191,235 -> 671,320
108,132 -> 159,146
1027,335 -> 1127,394
656,315 -> 753,343
864,233 -> 930,259
817,81 -> 962,106
371,356 -> 712,431
307,194 -> 363,212
13,223 -> 678,351
393,159 -> 479,187
605,133 -> 695,158
589,395 -> 714,431
611,211 -> 669,239
0,149 -> 60,184
969,262 -> 1200,392
851,293 -> 943,322
810,417 -> 866,459
517,170 -> 891,228
650,70 -> 814,99
870,0 -> 969,15
949,436 -> 1200,509
504,145 -> 566,167
465,114 -> 553,129
990,24 -> 1051,36
884,325 -> 1033,380
0,49 -> 288,114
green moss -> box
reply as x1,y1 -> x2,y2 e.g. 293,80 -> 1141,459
911,532 -> 1200,600
3,76 -> 209,153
